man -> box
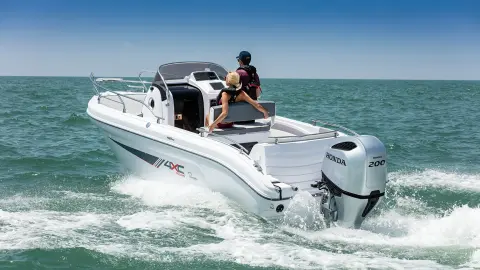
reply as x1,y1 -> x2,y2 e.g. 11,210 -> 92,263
235,51 -> 262,100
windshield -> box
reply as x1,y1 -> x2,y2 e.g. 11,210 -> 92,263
158,62 -> 228,81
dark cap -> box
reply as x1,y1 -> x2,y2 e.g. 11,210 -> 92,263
236,51 -> 251,64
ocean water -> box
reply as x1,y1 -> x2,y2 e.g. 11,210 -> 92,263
1,76 -> 480,269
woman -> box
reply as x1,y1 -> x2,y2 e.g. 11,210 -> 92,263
206,71 -> 269,133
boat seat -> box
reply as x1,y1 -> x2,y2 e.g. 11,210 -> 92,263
208,101 -> 276,135
211,122 -> 271,135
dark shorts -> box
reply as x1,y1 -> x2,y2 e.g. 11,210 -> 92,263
217,122 -> 234,128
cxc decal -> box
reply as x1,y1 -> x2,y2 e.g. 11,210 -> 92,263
154,158 -> 185,176
111,138 -> 185,177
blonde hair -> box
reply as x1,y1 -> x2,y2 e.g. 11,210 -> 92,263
225,71 -> 242,90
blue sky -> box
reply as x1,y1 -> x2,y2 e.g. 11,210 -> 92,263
1,0 -> 479,79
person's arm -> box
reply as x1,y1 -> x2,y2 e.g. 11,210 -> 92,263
208,93 -> 230,132
254,73 -> 262,98
255,73 -> 261,86
256,87 -> 262,99
238,91 -> 269,119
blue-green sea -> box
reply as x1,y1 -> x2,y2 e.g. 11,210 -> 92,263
1,76 -> 480,269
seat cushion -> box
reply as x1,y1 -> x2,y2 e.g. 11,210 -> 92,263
212,122 -> 270,135
210,101 -> 276,123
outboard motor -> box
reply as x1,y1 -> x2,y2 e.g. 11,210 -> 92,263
313,135 -> 387,229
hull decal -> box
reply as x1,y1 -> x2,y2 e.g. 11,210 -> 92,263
112,138 -> 158,165
111,138 -> 184,176
89,116 -> 291,201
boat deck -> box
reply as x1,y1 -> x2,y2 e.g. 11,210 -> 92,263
269,128 -> 296,137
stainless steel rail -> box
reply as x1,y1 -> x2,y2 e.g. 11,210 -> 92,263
89,72 -> 165,123
311,119 -> 359,136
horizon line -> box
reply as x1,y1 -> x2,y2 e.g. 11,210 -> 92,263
0,75 -> 479,82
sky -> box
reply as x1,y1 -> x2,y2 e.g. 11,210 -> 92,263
0,0 -> 479,80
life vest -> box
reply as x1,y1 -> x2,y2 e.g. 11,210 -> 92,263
214,86 -> 240,129
216,86 -> 241,105
236,65 -> 261,100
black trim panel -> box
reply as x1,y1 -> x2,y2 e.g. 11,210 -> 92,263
322,172 -> 384,199
331,141 -> 357,151
112,138 -> 158,165
151,82 -> 167,101
89,115 -> 292,201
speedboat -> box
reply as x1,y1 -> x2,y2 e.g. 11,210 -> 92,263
86,61 -> 388,229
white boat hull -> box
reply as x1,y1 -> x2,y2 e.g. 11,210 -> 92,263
85,62 -> 388,229
89,115 -> 295,220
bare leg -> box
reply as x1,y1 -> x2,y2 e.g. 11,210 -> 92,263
205,113 -> 210,126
